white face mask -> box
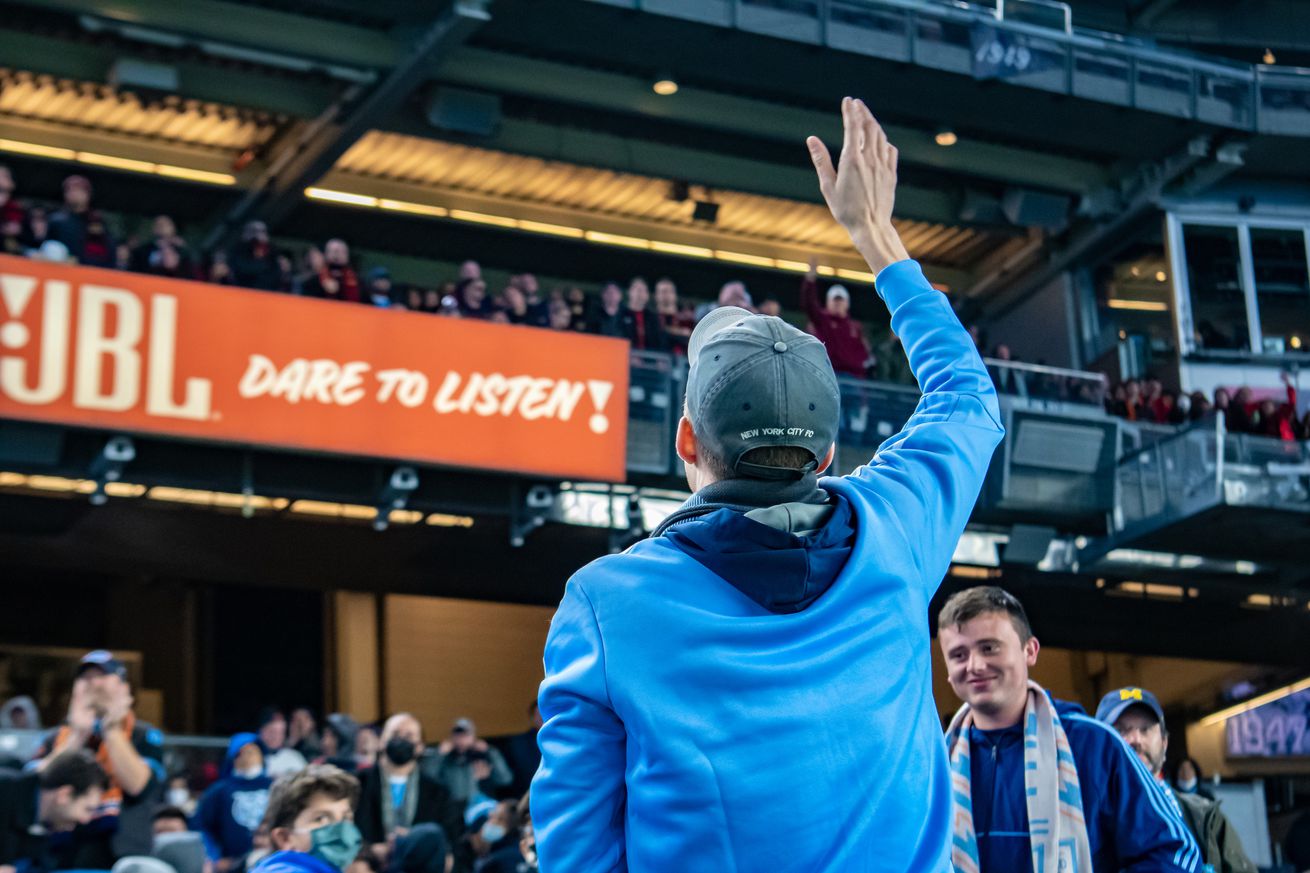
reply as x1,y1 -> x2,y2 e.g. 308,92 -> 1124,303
1177,777 -> 1198,793
235,766 -> 263,780
480,822 -> 506,845
166,788 -> 191,807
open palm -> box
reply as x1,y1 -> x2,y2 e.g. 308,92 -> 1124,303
807,98 -> 909,274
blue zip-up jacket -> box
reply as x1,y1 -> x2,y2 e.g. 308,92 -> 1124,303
252,850 -> 340,873
966,698 -> 1202,873
532,259 -> 1005,873
196,733 -> 274,861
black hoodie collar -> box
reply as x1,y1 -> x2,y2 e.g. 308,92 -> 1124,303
651,473 -> 829,538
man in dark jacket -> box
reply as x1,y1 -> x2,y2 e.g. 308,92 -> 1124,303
620,278 -> 668,352
939,587 -> 1200,872
196,733 -> 275,871
0,751 -> 106,870
356,714 -> 461,873
47,175 -> 116,268
223,221 -> 285,291
1097,687 -> 1257,873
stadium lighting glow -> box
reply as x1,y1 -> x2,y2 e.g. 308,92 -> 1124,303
78,152 -> 157,173
377,198 -> 448,217
653,78 -> 679,96
448,209 -> 518,228
300,187 -> 870,280
305,187 -> 379,207
585,230 -> 652,249
0,138 -> 236,185
935,128 -> 958,147
517,219 -> 585,238
836,267 -> 879,284
1292,335 -> 1303,350
649,240 -> 714,258
1199,675 -> 1310,727
1155,270 -> 1168,282
1107,299 -> 1168,312
714,250 -> 774,268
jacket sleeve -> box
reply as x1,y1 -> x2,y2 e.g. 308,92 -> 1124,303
799,275 -> 825,325
843,259 -> 1004,591
485,747 -> 513,789
532,581 -> 627,873
193,785 -> 223,860
1213,806 -> 1257,873
1099,728 -> 1203,872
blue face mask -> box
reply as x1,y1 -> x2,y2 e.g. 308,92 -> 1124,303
480,822 -> 507,845
306,820 -> 362,871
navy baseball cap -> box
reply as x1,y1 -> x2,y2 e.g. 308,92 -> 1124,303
685,307 -> 840,480
76,650 -> 127,680
1095,686 -> 1166,728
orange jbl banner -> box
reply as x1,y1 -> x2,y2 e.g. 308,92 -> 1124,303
0,255 -> 631,482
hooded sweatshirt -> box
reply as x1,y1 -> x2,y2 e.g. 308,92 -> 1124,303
532,259 -> 1005,873
196,733 -> 274,861
253,850 -> 340,873
965,698 -> 1201,873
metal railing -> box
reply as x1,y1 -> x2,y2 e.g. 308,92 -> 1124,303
601,0 -> 1310,135
1112,416 -> 1310,535
983,357 -> 1108,407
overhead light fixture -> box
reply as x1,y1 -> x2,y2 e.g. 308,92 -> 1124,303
1291,335 -> 1303,350
935,127 -> 958,147
653,77 -> 679,96
1155,270 -> 1168,282
1263,48 -> 1276,65
1107,299 -> 1168,312
0,138 -> 235,185
299,187 -> 873,279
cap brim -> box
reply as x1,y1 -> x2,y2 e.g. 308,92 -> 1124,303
687,306 -> 754,366
1099,699 -> 1160,727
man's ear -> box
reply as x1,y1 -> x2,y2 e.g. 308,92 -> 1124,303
270,827 -> 294,852
816,443 -> 836,474
1024,636 -> 1041,667
675,417 -> 698,467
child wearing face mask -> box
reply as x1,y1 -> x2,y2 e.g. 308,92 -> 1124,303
253,765 -> 362,873
196,734 -> 276,871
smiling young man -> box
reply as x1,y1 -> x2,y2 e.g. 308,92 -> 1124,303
938,586 -> 1201,873
533,98 -> 1005,872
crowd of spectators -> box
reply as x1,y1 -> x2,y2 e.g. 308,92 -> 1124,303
0,164 -> 928,382
0,652 -> 541,873
7,163 -> 1307,441
1105,373 -> 1310,440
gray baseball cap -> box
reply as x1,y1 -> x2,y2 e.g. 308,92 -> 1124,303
686,307 -> 840,479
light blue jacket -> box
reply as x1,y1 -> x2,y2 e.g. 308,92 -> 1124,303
532,259 -> 1005,872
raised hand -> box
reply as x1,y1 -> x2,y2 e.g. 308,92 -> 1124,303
67,678 -> 96,738
807,97 -> 909,275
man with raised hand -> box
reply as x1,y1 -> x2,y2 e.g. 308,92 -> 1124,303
532,97 -> 1004,872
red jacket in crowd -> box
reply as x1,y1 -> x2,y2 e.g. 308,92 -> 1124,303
799,276 -> 870,378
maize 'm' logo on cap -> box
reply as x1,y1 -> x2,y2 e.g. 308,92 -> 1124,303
1119,688 -> 1143,701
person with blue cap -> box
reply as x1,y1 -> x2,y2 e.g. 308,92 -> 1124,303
1097,687 -> 1256,873
195,733 -> 274,871
531,98 -> 1005,872
31,650 -> 164,867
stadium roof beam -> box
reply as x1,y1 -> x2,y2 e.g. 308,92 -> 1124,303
12,0 -> 402,69
967,137 -> 1248,320
435,47 -> 1110,197
205,0 -> 489,247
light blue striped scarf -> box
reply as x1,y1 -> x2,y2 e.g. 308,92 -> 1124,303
944,680 -> 1094,873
